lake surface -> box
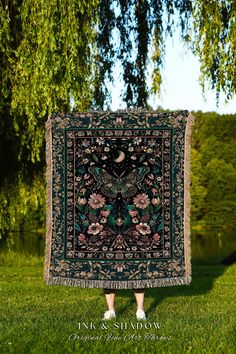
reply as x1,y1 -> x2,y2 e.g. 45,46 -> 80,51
0,227 -> 235,265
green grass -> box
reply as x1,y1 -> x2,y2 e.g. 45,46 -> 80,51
0,251 -> 235,354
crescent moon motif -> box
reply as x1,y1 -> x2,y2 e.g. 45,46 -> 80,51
114,150 -> 126,163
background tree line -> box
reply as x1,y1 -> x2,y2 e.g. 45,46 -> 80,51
0,1 -> 235,235
191,111 -> 236,227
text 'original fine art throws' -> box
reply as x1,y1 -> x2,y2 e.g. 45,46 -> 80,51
44,110 -> 194,289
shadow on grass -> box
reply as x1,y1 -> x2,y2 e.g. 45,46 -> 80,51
116,263 -> 228,317
0,249 -> 231,320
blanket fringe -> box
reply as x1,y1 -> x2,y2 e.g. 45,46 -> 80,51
184,112 -> 195,283
44,117 -> 53,283
45,275 -> 192,289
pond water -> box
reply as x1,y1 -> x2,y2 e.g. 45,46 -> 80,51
0,227 -> 235,265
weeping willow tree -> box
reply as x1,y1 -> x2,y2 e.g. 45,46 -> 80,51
93,0 -> 193,108
0,0 -> 235,234
93,0 -> 235,108
192,0 -> 235,101
0,0 -> 99,234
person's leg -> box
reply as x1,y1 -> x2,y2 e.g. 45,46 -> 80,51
133,288 -> 146,320
133,288 -> 145,311
103,289 -> 116,311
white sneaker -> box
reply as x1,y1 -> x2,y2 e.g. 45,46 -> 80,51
102,310 -> 116,320
136,309 -> 146,320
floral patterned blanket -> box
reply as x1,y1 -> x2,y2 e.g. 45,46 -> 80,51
44,110 -> 194,289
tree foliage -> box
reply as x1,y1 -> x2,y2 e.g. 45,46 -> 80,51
94,0 -> 236,107
191,0 -> 236,101
1,0 -> 98,163
0,0 -> 98,234
93,0 -> 193,108
191,111 -> 236,226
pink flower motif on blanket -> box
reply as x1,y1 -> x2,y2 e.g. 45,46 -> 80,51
129,210 -> 138,217
135,223 -> 151,235
87,223 -> 104,235
78,233 -> 87,241
153,233 -> 161,241
100,210 -> 110,217
88,193 -> 106,209
133,193 -> 150,209
77,197 -> 87,206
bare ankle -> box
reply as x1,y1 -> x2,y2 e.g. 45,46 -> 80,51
137,307 -> 144,311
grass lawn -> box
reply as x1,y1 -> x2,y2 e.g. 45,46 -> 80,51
0,251 -> 235,354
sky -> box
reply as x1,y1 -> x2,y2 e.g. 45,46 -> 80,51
110,30 -> 236,115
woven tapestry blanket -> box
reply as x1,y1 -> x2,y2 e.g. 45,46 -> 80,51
44,110 -> 194,289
